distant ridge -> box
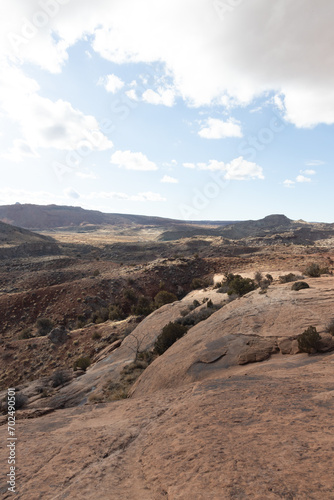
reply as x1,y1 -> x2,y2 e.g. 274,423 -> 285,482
0,204 -> 237,231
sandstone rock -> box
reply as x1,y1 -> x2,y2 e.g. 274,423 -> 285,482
47,326 -> 69,344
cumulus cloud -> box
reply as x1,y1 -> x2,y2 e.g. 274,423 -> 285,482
110,150 -> 158,171
1,1 -> 334,127
306,160 -> 325,166
0,62 -> 113,152
296,175 -> 311,183
142,88 -> 176,107
161,175 -> 178,184
283,180 -> 295,188
183,157 -> 264,180
76,171 -> 98,180
98,74 -> 124,93
198,118 -> 242,139
125,89 -> 138,101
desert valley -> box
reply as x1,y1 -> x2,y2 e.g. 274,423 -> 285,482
0,204 -> 333,499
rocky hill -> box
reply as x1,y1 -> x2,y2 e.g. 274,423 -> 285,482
0,204 -> 189,230
0,220 -> 60,259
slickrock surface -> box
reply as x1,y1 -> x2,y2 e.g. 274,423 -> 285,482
1,352 -> 334,499
132,277 -> 334,396
1,276 -> 334,499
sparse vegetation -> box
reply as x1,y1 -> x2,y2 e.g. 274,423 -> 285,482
131,296 -> 154,316
297,326 -> 321,353
304,263 -> 321,278
51,370 -> 71,388
154,322 -> 188,355
223,274 -> 256,297
36,318 -> 54,336
19,328 -> 33,340
73,356 -> 91,371
154,290 -> 178,308
191,278 -> 210,290
92,332 -> 102,340
279,273 -> 303,283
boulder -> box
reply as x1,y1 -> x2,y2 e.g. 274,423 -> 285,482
47,326 -> 69,344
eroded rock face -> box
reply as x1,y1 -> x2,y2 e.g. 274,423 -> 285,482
132,277 -> 334,397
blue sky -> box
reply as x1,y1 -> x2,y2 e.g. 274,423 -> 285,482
0,0 -> 333,222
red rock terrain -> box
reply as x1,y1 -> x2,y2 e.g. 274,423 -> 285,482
1,271 -> 334,499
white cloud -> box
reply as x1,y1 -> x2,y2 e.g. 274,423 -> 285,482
142,88 -> 175,107
87,191 -> 166,202
300,169 -> 316,176
98,74 -> 124,93
161,175 -> 178,184
110,150 -> 158,171
184,157 -> 264,180
198,118 -> 242,139
0,63 -> 113,152
1,1 -> 334,127
125,89 -> 138,101
183,162 -> 196,169
1,139 -> 39,162
306,160 -> 325,166
64,188 -> 80,199
283,180 -> 295,188
296,175 -> 311,183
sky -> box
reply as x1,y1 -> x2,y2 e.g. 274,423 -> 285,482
0,0 -> 333,222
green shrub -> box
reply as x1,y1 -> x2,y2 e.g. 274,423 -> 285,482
266,274 -> 273,283
326,319 -> 334,336
154,322 -> 188,355
109,305 -> 125,321
92,332 -> 102,340
123,288 -> 137,303
254,271 -> 263,285
297,326 -> 321,353
291,281 -> 310,291
36,318 -> 54,336
73,356 -> 91,371
131,296 -> 154,316
93,269 -> 100,277
224,274 -> 255,297
279,273 -> 300,283
304,263 -> 321,278
19,328 -> 33,340
154,291 -> 178,308
52,370 -> 71,388
191,278 -> 210,290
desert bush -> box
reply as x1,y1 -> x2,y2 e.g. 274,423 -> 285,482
109,305 -> 125,321
207,299 -> 214,308
154,290 -> 178,308
304,263 -> 321,278
36,318 -> 54,336
266,274 -> 273,283
254,271 -> 263,285
19,328 -> 33,340
73,356 -> 91,371
177,305 -> 221,327
325,319 -> 334,336
131,296 -> 154,316
93,269 -> 100,277
76,315 -> 87,329
279,273 -> 302,283
52,370 -> 71,388
191,278 -> 210,290
3,392 -> 28,411
123,287 -> 137,303
297,326 -> 321,353
154,322 -> 188,355
291,281 -> 310,291
93,307 -> 109,324
224,274 -> 255,297
92,331 -> 102,340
